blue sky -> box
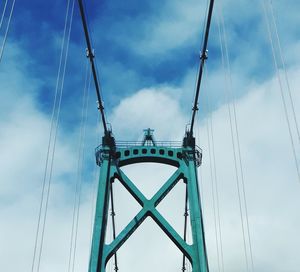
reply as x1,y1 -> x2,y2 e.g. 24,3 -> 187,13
4,0 -> 297,126
3,0 -> 280,123
1,0 -> 300,271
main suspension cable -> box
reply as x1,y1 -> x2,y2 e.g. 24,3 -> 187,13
190,0 -> 215,135
77,0 -> 108,135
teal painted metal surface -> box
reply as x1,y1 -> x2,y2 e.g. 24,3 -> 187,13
89,139 -> 208,271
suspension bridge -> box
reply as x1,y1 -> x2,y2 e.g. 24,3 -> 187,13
0,0 -> 300,271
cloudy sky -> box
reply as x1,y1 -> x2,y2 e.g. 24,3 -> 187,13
0,0 -> 300,271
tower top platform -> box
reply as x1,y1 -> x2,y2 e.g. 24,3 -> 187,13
95,141 -> 202,168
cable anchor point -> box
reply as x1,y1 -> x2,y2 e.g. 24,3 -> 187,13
200,49 -> 208,60
110,211 -> 116,216
96,100 -> 104,111
86,48 -> 95,58
192,104 -> 199,111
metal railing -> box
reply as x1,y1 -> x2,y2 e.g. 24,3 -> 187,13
115,140 -> 183,148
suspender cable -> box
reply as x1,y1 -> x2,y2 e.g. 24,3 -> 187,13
68,58 -> 91,272
268,0 -> 300,144
90,113 -> 101,246
190,0 -> 215,136
217,5 -> 254,271
262,0 -> 300,183
0,0 -> 16,63
182,182 -> 189,271
31,1 -> 74,271
206,116 -> 221,272
0,0 -> 9,30
77,0 -> 108,135
110,182 -> 119,271
202,62 -> 224,271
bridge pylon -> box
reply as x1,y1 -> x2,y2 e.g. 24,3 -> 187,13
89,130 -> 209,271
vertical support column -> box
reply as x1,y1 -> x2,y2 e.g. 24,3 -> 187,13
185,151 -> 208,272
89,147 -> 113,272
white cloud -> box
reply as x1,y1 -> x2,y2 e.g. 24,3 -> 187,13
199,67 -> 300,271
0,43 -> 94,271
1,52 -> 300,271
1,1 -> 300,271
99,0 -> 208,57
134,0 -> 207,56
110,87 -> 187,141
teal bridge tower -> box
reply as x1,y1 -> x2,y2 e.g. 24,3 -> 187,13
88,129 -> 209,271
76,0 -> 215,270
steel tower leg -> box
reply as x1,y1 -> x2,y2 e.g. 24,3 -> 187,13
89,147 -> 112,271
186,154 -> 208,271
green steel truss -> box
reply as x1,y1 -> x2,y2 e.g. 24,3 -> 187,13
89,140 -> 208,271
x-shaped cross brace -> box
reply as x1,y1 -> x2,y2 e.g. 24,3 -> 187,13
103,167 -> 194,264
